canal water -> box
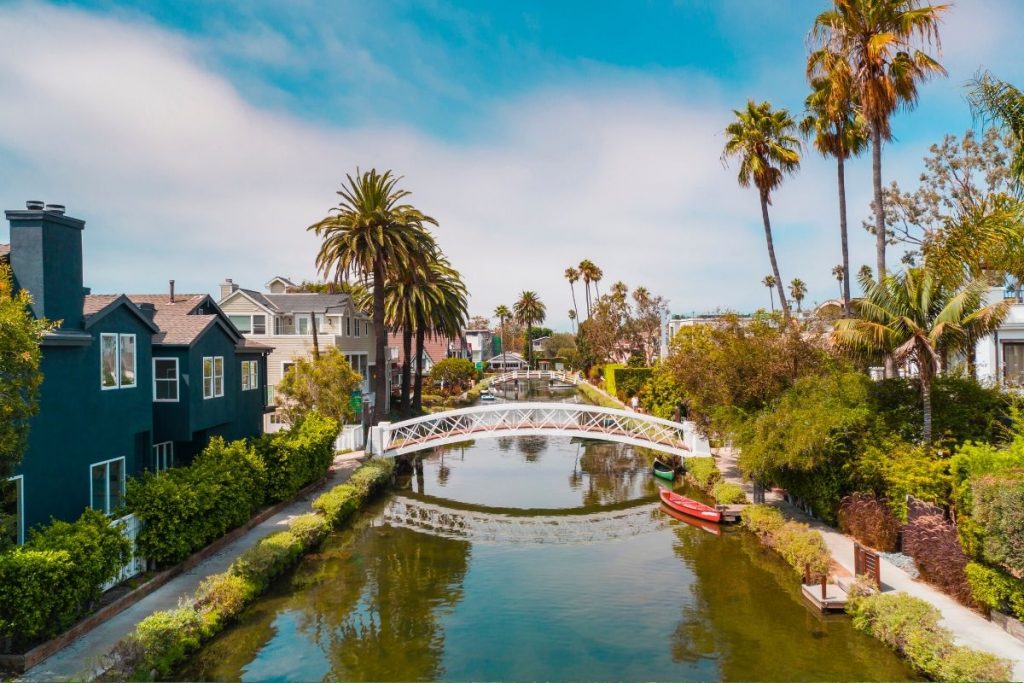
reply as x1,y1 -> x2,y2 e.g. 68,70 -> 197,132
178,383 -> 917,681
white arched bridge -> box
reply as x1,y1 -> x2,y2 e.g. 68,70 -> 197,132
367,402 -> 710,459
488,369 -> 582,386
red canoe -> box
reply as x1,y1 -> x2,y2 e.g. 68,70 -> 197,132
659,489 -> 722,523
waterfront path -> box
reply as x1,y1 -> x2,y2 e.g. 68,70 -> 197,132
24,452 -> 366,681
716,446 -> 1024,681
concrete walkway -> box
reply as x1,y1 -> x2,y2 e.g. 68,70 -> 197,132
716,447 -> 1024,681
23,452 -> 366,681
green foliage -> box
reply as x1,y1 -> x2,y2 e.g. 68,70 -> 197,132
965,561 -> 1024,619
313,459 -> 394,526
429,358 -> 477,396
259,411 -> 339,502
742,504 -> 785,536
712,481 -> 746,504
0,508 -> 132,645
847,592 -> 1012,682
132,607 -> 204,677
741,505 -> 830,579
972,474 -> 1024,575
576,381 -> 623,409
605,365 -> 652,400
347,458 -> 395,496
193,573 -> 257,626
853,437 -> 951,521
636,363 -> 687,419
603,363 -> 625,398
275,348 -> 362,426
229,530 -> 305,592
287,512 -> 330,547
685,457 -> 720,490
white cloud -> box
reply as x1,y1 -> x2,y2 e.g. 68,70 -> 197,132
0,1 -> 986,329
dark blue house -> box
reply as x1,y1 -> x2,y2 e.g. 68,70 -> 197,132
1,202 -> 270,542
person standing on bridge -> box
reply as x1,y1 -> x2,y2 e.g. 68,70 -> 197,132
630,394 -> 640,412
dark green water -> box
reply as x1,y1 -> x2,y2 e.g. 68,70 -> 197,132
179,384 -> 917,681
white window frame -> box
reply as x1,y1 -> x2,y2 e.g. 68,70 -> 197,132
152,357 -> 179,402
119,334 -> 137,388
5,475 -> 24,546
100,333 -> 120,390
353,319 -> 361,338
281,361 -> 295,378
295,314 -> 310,336
203,356 -> 225,399
152,442 -> 173,472
241,359 -> 259,391
214,356 -> 224,397
89,457 -> 125,516
229,314 -> 268,335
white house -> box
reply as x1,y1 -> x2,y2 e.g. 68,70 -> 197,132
975,287 -> 1024,385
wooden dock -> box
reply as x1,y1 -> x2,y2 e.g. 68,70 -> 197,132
716,504 -> 746,523
801,582 -> 849,612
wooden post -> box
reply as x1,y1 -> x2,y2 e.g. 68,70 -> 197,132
820,574 -> 827,600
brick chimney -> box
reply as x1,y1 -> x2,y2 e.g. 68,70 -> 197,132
219,277 -> 239,301
5,201 -> 85,329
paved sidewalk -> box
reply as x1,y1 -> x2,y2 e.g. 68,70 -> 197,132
23,452 -> 365,681
715,446 -> 1024,682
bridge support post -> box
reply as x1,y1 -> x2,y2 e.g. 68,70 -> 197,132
369,422 -> 390,456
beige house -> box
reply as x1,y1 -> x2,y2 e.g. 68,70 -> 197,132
217,277 -> 389,430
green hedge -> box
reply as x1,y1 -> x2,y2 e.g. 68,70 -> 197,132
104,458 -> 391,680
847,592 -> 1012,682
741,504 -> 831,579
604,365 -> 652,400
712,481 -> 746,504
685,457 -> 720,490
0,508 -> 131,645
127,413 -> 338,567
965,561 -> 1024,620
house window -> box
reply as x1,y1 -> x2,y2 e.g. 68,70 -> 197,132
153,358 -> 179,402
253,315 -> 266,335
365,322 -> 370,337
1004,344 -> 1024,385
295,315 -> 310,335
101,333 -> 136,389
153,442 -> 173,472
90,457 -> 125,515
346,316 -> 351,336
203,356 -> 224,399
353,319 -> 360,338
229,314 -> 267,335
345,353 -> 369,384
3,476 -> 23,546
241,360 -> 259,391
282,361 -> 295,377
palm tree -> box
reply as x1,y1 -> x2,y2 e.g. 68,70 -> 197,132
413,259 -> 468,412
591,263 -> 604,299
812,0 -> 949,281
578,260 -> 600,318
802,51 -> 868,314
762,275 -> 777,312
514,291 -> 546,368
789,278 -> 808,313
832,264 -> 845,299
309,168 -> 437,423
565,267 -> 580,322
568,309 -> 577,333
968,72 -> 1024,190
831,267 -> 1008,441
723,100 -> 801,321
494,304 -> 511,371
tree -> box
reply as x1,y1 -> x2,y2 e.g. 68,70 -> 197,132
831,267 -> 1008,442
832,264 -> 846,299
568,309 -> 577,333
0,265 -> 54,545
466,315 -> 491,331
578,260 -> 602,319
494,304 -> 511,369
429,358 -> 476,396
812,0 -> 949,282
513,291 -> 546,368
309,169 -> 437,423
276,348 -> 363,428
565,267 -> 580,323
413,259 -> 468,413
762,275 -> 777,312
802,49 -> 868,313
789,278 -> 807,313
968,71 -> 1024,192
723,100 -> 801,321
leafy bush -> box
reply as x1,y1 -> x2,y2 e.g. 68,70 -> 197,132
838,493 -> 900,551
193,573 -> 256,625
903,510 -> 974,606
429,358 -> 478,395
602,364 -> 625,398
742,505 -> 830,580
847,592 -> 1012,682
685,457 -> 720,490
971,474 -> 1024,575
313,459 -> 393,526
965,561 -> 1024,619
287,512 -> 330,547
275,348 -> 361,426
636,364 -> 687,420
854,438 -> 951,521
132,606 -> 204,678
229,530 -> 305,592
260,411 -> 339,502
712,481 -> 746,505
742,504 -> 785,537
347,458 -> 394,497
0,508 -> 132,645
607,366 -> 652,400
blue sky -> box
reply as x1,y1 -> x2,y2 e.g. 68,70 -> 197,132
1,0 -> 1022,326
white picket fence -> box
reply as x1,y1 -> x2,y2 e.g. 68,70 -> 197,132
103,513 -> 146,591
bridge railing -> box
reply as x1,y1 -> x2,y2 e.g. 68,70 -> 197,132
368,402 -> 709,458
488,369 -> 581,386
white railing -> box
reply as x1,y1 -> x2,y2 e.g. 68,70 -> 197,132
368,402 -> 709,458
489,369 -> 582,386
103,513 -> 145,591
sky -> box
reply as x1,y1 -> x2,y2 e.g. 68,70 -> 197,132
1,0 -> 1022,329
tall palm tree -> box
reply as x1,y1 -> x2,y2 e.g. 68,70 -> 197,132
762,275 -> 777,312
494,304 -> 511,371
413,259 -> 468,413
789,278 -> 808,313
514,291 -> 546,368
831,267 -> 1008,441
309,168 -> 437,423
832,264 -> 846,299
578,260 -> 600,318
812,0 -> 949,281
968,72 -> 1024,191
565,267 -> 580,322
591,263 -> 604,299
723,100 -> 801,321
802,51 -> 868,314
568,309 -> 577,333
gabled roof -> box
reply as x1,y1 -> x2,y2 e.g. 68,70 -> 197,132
265,275 -> 296,288
124,293 -> 245,347
263,292 -> 360,316
487,351 -> 527,364
83,294 -> 160,333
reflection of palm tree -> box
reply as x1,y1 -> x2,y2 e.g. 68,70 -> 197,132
517,435 -> 546,463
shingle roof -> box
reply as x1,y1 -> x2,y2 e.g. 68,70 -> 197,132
124,294 -> 214,345
263,292 -> 358,315
0,244 -> 9,260
83,294 -> 120,315
239,288 -> 277,311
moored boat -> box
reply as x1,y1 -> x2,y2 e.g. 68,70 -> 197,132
659,489 -> 722,523
661,503 -> 722,535
652,459 -> 675,481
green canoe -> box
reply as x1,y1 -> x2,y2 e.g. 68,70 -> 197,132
652,460 -> 675,481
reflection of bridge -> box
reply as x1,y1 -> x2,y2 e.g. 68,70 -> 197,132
488,369 -> 582,387
380,494 -> 667,544
368,403 -> 711,458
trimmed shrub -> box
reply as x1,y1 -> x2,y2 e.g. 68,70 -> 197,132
287,512 -> 330,547
712,481 -> 746,505
229,531 -> 304,592
971,474 -> 1024,575
260,411 -> 339,502
965,561 -> 1024,619
742,504 -> 785,537
903,510 -> 974,606
838,493 -> 900,552
132,606 -> 204,678
686,457 -> 720,490
347,458 -> 395,497
312,483 -> 361,527
742,505 -> 830,580
193,573 -> 256,626
847,592 -> 1012,682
